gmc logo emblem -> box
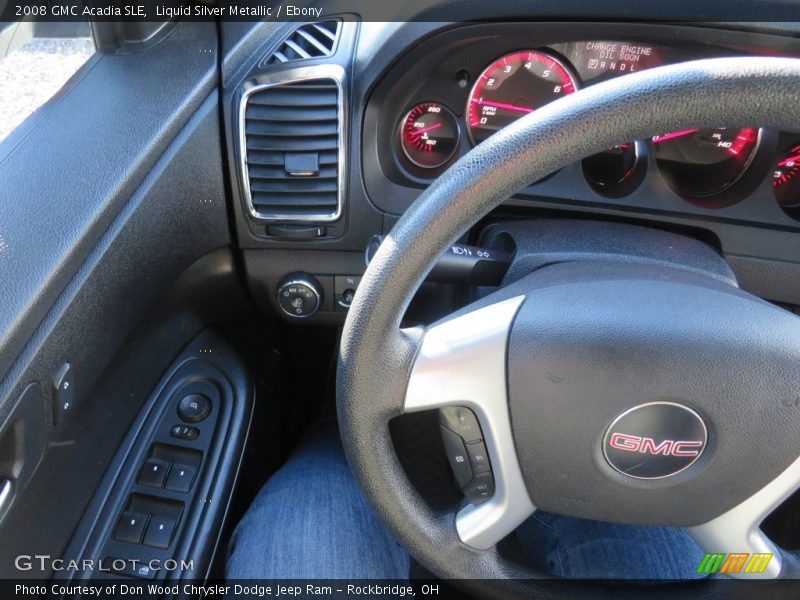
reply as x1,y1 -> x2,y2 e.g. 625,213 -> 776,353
609,432 -> 704,457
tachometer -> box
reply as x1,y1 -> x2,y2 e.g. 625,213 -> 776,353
773,144 -> 800,208
467,50 -> 578,145
399,102 -> 460,169
652,127 -> 760,198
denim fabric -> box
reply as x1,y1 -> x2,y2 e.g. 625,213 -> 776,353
227,423 -> 705,580
516,511 -> 706,579
226,424 -> 410,579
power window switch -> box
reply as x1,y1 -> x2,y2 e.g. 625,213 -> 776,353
143,517 -> 177,549
114,511 -> 148,544
165,464 -> 196,493
440,426 -> 473,488
138,459 -> 170,488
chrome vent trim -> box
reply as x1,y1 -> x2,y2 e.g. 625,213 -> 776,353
238,64 -> 345,223
261,21 -> 341,67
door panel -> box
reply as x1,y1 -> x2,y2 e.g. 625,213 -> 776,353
0,20 -> 234,576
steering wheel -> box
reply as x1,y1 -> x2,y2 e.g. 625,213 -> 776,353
337,57 -> 800,598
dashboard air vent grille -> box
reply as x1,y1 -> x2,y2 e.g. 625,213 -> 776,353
262,21 -> 341,67
242,77 -> 341,221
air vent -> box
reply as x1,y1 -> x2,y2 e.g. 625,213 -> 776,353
261,21 -> 341,67
240,68 -> 343,222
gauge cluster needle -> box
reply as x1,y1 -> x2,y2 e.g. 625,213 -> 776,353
651,128 -> 700,143
472,99 -> 534,114
410,123 -> 442,137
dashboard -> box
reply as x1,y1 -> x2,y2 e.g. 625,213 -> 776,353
222,19 -> 800,323
363,23 -> 800,227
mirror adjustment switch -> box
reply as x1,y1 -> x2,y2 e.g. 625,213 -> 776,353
440,426 -> 473,488
138,459 -> 169,488
114,511 -> 148,544
170,424 -> 199,441
464,473 -> 494,504
439,407 -> 482,443
177,394 -> 211,423
165,464 -> 196,493
466,441 -> 491,474
143,517 -> 177,549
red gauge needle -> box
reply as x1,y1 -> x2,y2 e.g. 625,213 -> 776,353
778,154 -> 800,167
651,128 -> 700,143
410,123 -> 442,137
473,99 -> 533,114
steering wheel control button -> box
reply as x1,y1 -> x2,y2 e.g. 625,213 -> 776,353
114,511 -> 149,544
177,393 -> 211,423
143,517 -> 177,549
464,473 -> 495,504
277,274 -> 322,318
466,441 -> 491,474
138,459 -> 170,488
440,426 -> 474,487
165,464 -> 196,493
170,424 -> 200,441
439,407 -> 482,443
603,401 -> 707,479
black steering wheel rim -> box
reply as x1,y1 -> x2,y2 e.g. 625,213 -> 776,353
337,57 -> 800,598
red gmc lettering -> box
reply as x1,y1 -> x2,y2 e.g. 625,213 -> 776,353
671,441 -> 704,456
609,433 -> 702,457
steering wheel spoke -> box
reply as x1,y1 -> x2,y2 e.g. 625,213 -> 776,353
404,295 -> 536,549
687,453 -> 800,579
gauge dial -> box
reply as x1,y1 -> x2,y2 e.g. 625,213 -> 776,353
466,50 -> 578,145
652,127 -> 759,198
582,142 -> 644,197
773,144 -> 800,208
399,102 -> 460,169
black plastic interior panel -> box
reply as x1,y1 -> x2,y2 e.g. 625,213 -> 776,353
0,20 -> 219,384
57,329 -> 253,583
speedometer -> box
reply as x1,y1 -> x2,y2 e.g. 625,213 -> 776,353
652,127 -> 760,199
466,50 -> 578,145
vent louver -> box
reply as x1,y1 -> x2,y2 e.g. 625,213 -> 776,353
261,21 -> 341,67
241,73 -> 342,221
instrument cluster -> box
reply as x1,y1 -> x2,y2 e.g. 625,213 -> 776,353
377,35 -> 800,222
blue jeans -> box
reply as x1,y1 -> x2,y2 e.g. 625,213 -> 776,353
226,423 -> 705,580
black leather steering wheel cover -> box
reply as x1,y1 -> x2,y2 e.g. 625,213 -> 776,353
337,58 -> 800,596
